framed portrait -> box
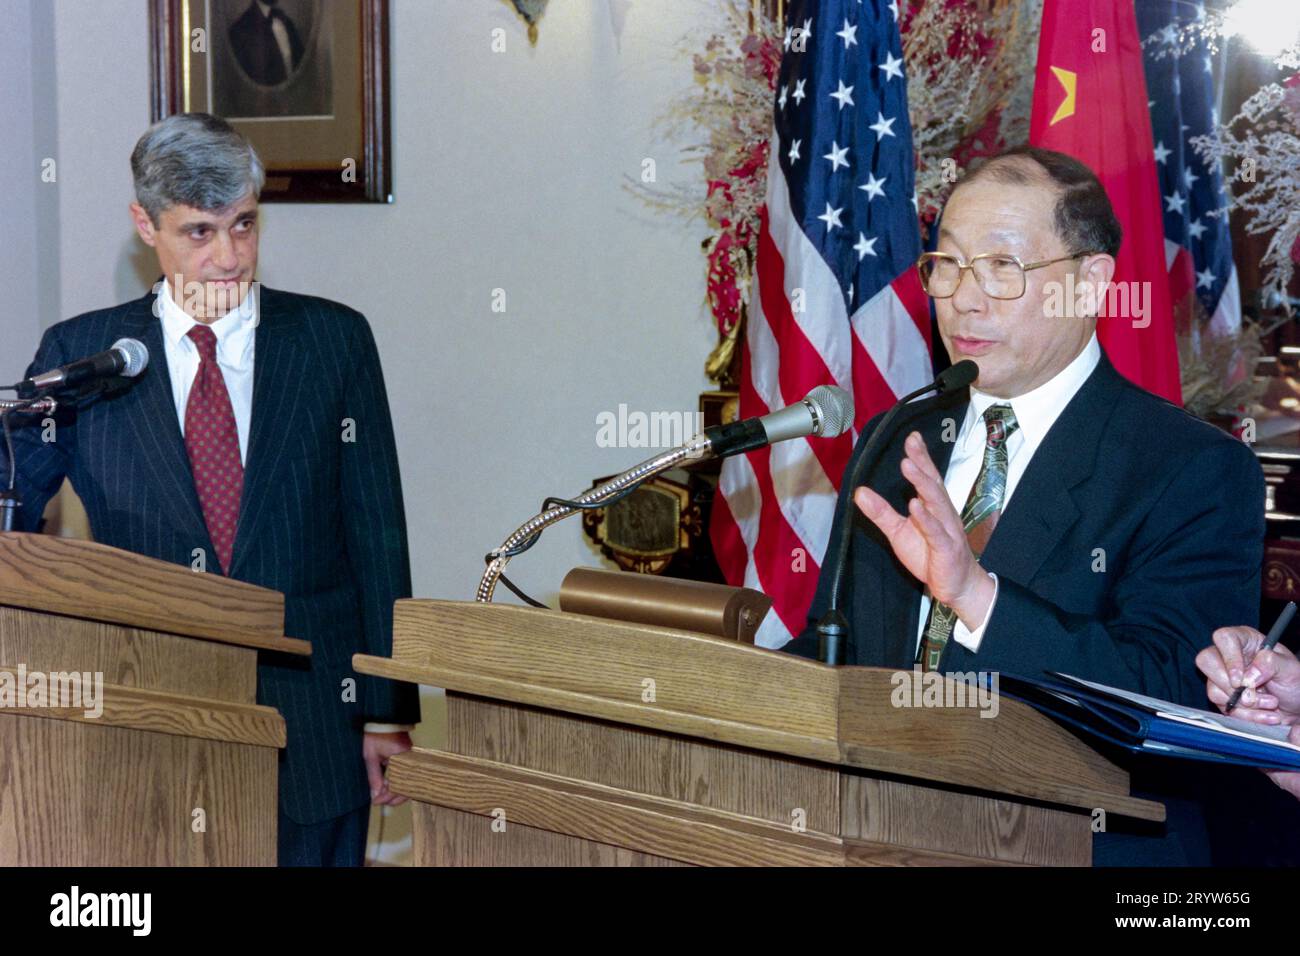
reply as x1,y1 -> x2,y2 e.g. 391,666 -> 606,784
150,0 -> 392,203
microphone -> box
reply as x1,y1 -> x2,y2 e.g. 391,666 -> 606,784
815,360 -> 978,666
18,338 -> 149,395
475,385 -> 855,604
703,385 -> 854,460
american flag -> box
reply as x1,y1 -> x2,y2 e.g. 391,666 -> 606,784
711,0 -> 932,649
1139,0 -> 1240,337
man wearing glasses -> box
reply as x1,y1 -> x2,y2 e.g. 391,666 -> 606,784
787,145 -> 1265,865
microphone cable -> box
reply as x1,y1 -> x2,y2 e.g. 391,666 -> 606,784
485,483 -> 647,608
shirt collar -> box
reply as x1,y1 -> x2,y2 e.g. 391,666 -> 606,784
158,278 -> 258,356
964,333 -> 1101,452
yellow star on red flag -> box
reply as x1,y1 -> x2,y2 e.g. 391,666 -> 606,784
1049,66 -> 1077,125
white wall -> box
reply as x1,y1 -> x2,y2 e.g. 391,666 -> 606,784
10,0 -> 724,862
0,0 -> 57,387
0,0 -> 37,387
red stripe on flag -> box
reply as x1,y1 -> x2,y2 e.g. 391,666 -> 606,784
708,490 -> 748,587
710,330 -> 752,591
1169,245 -> 1196,305
849,336 -> 898,435
754,210 -> 854,483
891,267 -> 932,348
736,361 -> 823,640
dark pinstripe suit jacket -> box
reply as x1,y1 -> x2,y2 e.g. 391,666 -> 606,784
2,285 -> 420,824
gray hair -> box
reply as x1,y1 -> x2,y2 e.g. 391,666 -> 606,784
131,113 -> 265,224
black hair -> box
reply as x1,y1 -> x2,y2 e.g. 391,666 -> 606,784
957,145 -> 1122,258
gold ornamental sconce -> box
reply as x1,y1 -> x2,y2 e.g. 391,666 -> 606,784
506,0 -> 549,45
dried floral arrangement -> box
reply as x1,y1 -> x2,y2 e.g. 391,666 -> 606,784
1176,306 -> 1267,420
1183,71 -> 1297,418
1143,5 -> 1300,71
1190,77 -> 1300,319
905,0 -> 1043,228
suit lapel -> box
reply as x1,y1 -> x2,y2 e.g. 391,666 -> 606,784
229,286 -> 308,577
119,291 -> 216,557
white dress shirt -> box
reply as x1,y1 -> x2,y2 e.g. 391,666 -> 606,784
914,333 -> 1102,657
158,280 -> 411,735
158,279 -> 257,465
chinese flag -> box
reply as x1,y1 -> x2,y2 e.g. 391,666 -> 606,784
1029,0 -> 1181,404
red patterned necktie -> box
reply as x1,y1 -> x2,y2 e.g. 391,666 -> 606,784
184,324 -> 244,575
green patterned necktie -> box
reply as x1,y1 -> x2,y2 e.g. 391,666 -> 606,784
916,403 -> 1019,672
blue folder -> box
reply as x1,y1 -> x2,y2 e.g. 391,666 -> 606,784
990,671 -> 1300,772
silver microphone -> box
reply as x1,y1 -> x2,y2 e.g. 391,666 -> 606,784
755,384 -> 855,442
704,385 -> 854,459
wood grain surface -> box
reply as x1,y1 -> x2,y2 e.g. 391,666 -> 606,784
0,713 -> 276,865
0,665 -> 286,748
0,532 -> 306,655
351,600 -> 1171,866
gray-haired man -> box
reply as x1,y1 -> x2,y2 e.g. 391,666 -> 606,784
2,112 -> 419,865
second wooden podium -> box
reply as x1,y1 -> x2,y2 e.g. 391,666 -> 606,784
0,532 -> 307,865
355,599 -> 1164,866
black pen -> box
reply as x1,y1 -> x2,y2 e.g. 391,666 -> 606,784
1225,600 -> 1297,714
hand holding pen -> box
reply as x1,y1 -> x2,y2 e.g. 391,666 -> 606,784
1196,602 -> 1300,723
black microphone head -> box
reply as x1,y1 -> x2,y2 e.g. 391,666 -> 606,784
937,360 -> 978,392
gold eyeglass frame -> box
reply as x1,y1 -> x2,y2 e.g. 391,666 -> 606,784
915,251 -> 1100,300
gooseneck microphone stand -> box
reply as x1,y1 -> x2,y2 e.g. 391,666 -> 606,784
476,434 -> 713,604
0,396 -> 59,533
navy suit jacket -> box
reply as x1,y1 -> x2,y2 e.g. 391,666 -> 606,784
2,285 -> 419,824
785,351 -> 1265,864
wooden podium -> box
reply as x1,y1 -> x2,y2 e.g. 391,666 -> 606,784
0,532 -> 307,865
355,600 -> 1164,867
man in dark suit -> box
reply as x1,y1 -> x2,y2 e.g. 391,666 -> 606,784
1,112 -> 417,865
785,145 -> 1265,865
228,0 -> 305,86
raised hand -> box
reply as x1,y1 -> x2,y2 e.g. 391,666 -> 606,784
853,431 -> 994,629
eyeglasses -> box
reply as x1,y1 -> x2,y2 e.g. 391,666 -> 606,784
915,251 -> 1098,300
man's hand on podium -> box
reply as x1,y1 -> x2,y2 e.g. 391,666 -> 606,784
363,731 -> 412,807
